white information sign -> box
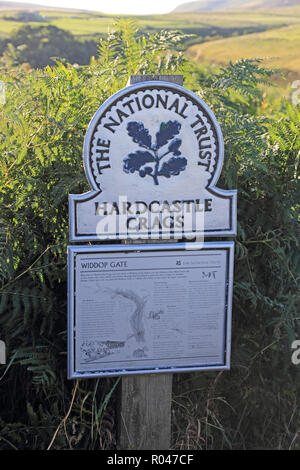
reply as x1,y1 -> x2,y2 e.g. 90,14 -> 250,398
69,81 -> 237,241
68,242 -> 234,378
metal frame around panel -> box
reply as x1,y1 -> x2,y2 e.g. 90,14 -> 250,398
67,241 -> 234,379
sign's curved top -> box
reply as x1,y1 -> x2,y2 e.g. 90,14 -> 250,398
69,80 -> 237,241
83,81 -> 224,193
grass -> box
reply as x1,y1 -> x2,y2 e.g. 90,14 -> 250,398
187,23 -> 300,76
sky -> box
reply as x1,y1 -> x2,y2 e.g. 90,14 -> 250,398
3,0 -> 191,15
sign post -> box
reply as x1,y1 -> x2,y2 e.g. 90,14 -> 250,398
67,74 -> 236,450
118,372 -> 173,450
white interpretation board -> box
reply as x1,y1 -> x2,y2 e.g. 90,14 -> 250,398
68,242 -> 234,378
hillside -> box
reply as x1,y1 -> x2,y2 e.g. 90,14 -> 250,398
0,1 -> 300,81
0,5 -> 300,39
174,0 -> 300,13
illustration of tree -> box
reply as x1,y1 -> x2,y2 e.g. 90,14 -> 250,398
123,120 -> 188,185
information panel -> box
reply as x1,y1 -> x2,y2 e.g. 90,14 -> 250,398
68,242 -> 234,378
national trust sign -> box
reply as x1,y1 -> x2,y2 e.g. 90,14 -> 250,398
69,81 -> 237,241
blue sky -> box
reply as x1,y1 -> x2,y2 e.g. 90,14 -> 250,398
2,0 -> 190,15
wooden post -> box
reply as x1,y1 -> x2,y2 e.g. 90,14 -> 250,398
117,74 -> 183,451
118,373 -> 173,450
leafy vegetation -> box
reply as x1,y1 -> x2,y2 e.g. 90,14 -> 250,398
0,19 -> 299,450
